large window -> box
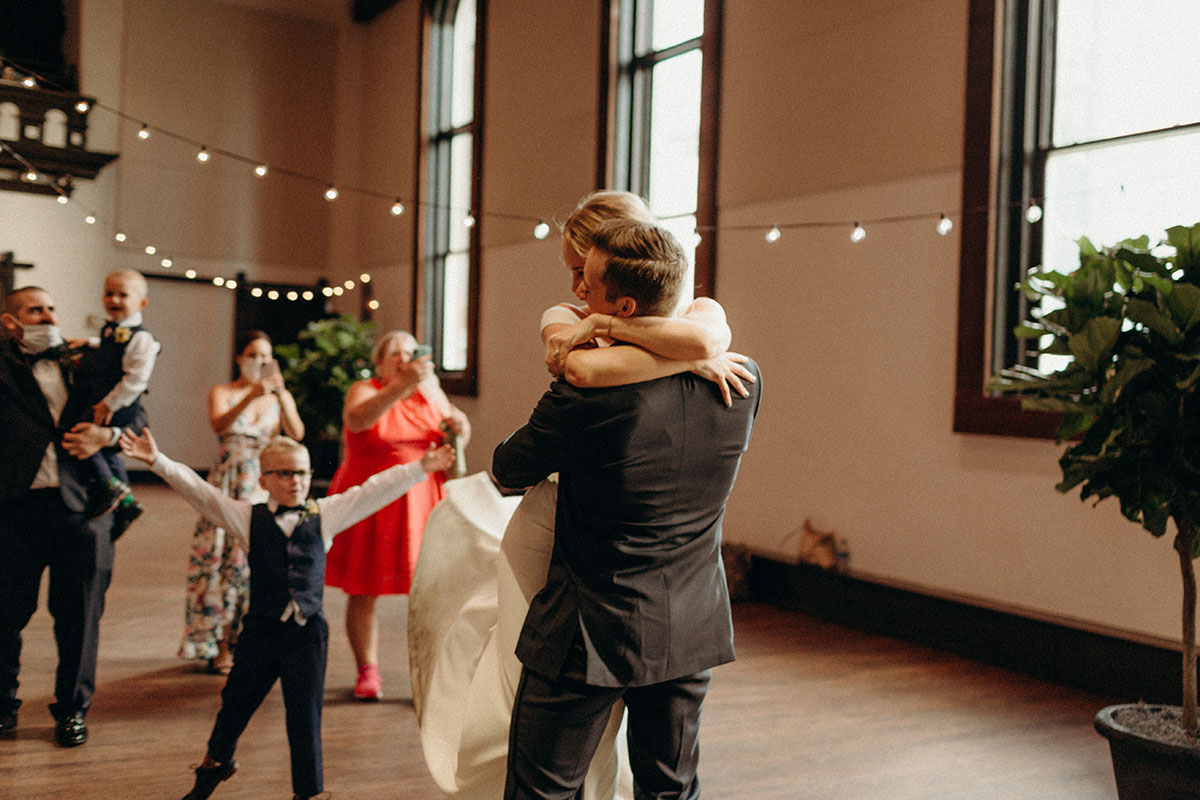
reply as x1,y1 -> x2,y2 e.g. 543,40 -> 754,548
420,0 -> 483,394
956,0 -> 1200,436
603,0 -> 721,300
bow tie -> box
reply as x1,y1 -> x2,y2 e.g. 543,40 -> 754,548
274,504 -> 306,516
25,345 -> 67,365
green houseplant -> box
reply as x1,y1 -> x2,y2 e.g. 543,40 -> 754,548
274,315 -> 377,480
988,222 -> 1200,796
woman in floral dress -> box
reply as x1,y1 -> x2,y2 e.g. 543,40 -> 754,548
179,330 -> 305,673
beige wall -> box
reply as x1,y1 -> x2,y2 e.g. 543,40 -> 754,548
1,0 -> 1183,648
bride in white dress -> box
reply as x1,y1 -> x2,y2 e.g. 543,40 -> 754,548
408,191 -> 754,799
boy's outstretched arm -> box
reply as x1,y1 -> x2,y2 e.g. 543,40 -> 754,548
120,427 -> 251,537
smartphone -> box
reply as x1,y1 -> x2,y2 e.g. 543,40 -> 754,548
412,344 -> 432,359
261,359 -> 281,380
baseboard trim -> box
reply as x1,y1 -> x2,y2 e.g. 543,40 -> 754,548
749,557 -> 1185,704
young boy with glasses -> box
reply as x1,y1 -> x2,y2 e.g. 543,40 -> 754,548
119,429 -> 453,800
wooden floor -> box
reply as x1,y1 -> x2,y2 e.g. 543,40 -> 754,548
1,484 -> 1119,799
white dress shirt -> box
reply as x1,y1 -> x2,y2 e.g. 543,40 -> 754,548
150,452 -> 429,622
28,352 -> 67,490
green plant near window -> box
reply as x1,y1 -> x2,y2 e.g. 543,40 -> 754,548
275,314 -> 377,439
988,222 -> 1200,733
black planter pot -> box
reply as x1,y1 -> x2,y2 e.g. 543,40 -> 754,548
1094,704 -> 1200,799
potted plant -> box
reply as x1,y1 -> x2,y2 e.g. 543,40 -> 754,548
988,222 -> 1200,797
274,314 -> 377,484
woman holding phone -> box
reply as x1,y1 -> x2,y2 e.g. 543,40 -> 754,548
180,329 -> 305,673
325,330 -> 470,701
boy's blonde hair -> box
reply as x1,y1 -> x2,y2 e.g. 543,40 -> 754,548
560,191 -> 653,261
107,269 -> 149,299
259,436 -> 309,468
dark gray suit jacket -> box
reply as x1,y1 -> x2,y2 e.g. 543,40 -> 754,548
492,359 -> 761,687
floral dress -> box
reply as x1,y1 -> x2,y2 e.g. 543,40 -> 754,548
178,402 -> 280,660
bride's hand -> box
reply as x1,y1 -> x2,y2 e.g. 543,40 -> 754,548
690,352 -> 755,408
545,315 -> 604,373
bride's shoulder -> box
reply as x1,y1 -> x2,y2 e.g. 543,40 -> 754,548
540,303 -> 587,330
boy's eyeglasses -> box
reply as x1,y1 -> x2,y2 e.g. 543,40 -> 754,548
263,469 -> 312,478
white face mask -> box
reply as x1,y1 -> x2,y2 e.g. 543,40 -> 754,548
20,323 -> 64,354
239,357 -> 263,382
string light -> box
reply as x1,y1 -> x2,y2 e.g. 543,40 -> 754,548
144,245 -> 156,255
74,99 -> 90,114
324,185 -> 339,201
321,286 -> 334,297
287,290 -> 299,301
534,219 -> 551,240
937,214 -> 954,236
333,286 -> 344,296
267,289 -> 279,300
225,279 -> 237,289
137,124 -> 150,140
160,258 -> 172,268
254,164 -> 269,177
359,273 -> 371,283
84,214 -> 96,224
464,214 -> 476,228
1025,203 -> 1043,224
765,225 -> 782,243
368,299 -> 380,310
850,222 -> 866,243
21,76 -> 35,88
302,290 -> 314,300
343,279 -> 355,290
196,146 -> 210,163
212,276 -> 225,286
114,232 -> 126,242
391,200 -> 405,216
251,287 -> 263,298
24,170 -> 38,182
185,269 -> 197,279
56,195 -> 68,205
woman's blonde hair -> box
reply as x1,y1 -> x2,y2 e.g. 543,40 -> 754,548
560,190 -> 653,260
372,330 -> 417,371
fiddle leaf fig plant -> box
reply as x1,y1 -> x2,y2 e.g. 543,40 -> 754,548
987,222 -> 1200,733
274,314 -> 377,439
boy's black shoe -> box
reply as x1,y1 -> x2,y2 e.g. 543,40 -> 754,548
181,760 -> 237,800
53,711 -> 87,747
87,477 -> 130,519
110,494 -> 144,541
0,710 -> 16,738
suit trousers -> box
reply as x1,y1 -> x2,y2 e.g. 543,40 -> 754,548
505,637 -> 711,800
206,613 -> 328,798
0,487 -> 114,719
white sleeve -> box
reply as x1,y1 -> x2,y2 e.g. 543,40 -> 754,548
151,453 -> 252,542
316,461 -> 428,549
540,303 -> 587,331
103,330 -> 159,410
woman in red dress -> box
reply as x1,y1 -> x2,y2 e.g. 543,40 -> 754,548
325,330 -> 470,700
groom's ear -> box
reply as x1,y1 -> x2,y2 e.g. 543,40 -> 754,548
615,297 -> 637,318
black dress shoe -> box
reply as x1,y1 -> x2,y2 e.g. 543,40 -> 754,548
0,710 -> 16,738
53,711 -> 87,747
181,760 -> 237,800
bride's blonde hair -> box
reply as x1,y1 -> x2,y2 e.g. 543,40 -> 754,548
560,191 -> 653,260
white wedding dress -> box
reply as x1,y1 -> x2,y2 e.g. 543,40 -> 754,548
408,472 -> 633,799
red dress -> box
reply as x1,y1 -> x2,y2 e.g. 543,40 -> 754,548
325,381 -> 447,595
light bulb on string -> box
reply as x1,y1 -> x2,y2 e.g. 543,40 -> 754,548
144,245 -> 156,255
302,290 -> 314,300
324,185 -> 339,201
937,214 -> 954,236
114,232 -> 126,243
343,279 -> 355,290
533,220 -> 551,240
390,200 -> 405,216
333,286 -> 344,296
850,222 -> 866,243
765,225 -> 782,243
267,289 -> 279,300
185,269 -> 197,279
160,258 -> 172,268
321,286 -> 334,297
251,287 -> 263,298
368,299 -> 380,311
56,195 -> 68,205
464,214 -> 476,228
74,100 -> 90,114
21,76 -> 35,88
137,125 -> 150,140
212,277 -> 225,287
287,290 -> 299,301
24,171 -> 37,182
359,273 -> 371,283
1025,203 -> 1043,224
196,146 -> 210,163
254,164 -> 268,177
84,214 -> 96,225
226,279 -> 237,289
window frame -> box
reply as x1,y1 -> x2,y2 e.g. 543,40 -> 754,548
598,0 -> 721,299
414,0 -> 485,396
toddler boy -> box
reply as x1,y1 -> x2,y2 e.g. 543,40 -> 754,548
119,428 -> 453,800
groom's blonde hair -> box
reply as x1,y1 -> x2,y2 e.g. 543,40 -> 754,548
589,219 -> 686,318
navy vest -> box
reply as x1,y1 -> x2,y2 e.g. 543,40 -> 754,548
86,320 -> 148,428
247,504 -> 326,621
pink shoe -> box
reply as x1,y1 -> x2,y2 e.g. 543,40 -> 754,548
354,664 -> 382,701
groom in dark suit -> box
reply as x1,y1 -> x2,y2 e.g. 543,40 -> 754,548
0,286 -> 138,747
493,220 -> 761,799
